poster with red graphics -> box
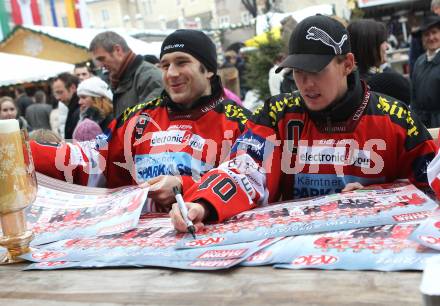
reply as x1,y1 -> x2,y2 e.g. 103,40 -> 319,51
26,173 -> 148,246
243,224 -> 440,271
176,184 -> 437,249
22,215 -> 280,271
410,209 -> 440,251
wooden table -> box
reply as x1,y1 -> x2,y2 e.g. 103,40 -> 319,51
0,264 -> 423,305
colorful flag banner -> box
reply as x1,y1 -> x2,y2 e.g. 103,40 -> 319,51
73,0 -> 82,27
0,0 -> 11,39
64,0 -> 78,27
77,0 -> 88,27
49,0 -> 58,26
30,0 -> 41,24
10,0 -> 24,24
10,0 -> 41,25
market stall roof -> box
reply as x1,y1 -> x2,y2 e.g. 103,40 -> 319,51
0,52 -> 73,87
255,4 -> 334,35
26,25 -> 162,55
0,25 -> 162,64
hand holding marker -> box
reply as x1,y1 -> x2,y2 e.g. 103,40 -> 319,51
173,186 -> 196,239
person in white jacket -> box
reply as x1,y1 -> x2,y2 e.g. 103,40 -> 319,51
268,53 -> 286,96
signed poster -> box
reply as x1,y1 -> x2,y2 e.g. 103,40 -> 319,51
27,173 -> 148,246
176,184 -> 437,249
23,215 -> 279,270
242,224 -> 440,271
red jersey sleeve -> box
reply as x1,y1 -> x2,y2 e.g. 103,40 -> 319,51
31,116 -> 135,187
183,99 -> 285,222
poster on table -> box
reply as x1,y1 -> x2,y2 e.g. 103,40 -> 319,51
410,209 -> 440,251
22,215 -> 279,270
243,224 -> 440,271
26,173 -> 148,246
176,184 -> 437,249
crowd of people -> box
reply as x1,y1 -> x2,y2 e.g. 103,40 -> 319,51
2,7 -> 440,234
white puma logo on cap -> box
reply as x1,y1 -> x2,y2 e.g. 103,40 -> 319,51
306,26 -> 348,54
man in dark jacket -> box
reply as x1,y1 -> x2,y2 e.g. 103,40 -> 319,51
51,73 -> 80,139
14,86 -> 33,117
89,31 -> 163,117
411,15 -> 440,128
25,90 -> 52,130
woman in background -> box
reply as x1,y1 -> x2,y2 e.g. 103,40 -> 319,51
348,19 -> 411,105
73,77 -> 114,141
0,96 -> 31,130
348,19 -> 391,80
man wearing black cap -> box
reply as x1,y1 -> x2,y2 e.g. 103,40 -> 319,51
411,15 -> 440,128
170,15 -> 437,233
31,29 -> 250,211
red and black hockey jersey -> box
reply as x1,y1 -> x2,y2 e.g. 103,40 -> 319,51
31,79 -> 250,194
184,73 -> 438,222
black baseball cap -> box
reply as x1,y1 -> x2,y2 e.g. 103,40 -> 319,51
276,15 -> 350,73
420,15 -> 440,33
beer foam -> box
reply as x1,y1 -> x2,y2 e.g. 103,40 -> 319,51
0,119 -> 19,133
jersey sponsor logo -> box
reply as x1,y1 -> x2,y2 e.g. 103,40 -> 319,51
135,152 -> 212,181
298,145 -> 371,168
376,96 -> 419,137
293,174 -> 385,199
150,130 -> 205,151
231,131 -> 271,161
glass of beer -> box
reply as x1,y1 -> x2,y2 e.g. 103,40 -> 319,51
0,119 -> 36,264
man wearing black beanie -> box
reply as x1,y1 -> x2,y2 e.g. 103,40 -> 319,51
30,29 -> 251,214
159,29 -> 218,108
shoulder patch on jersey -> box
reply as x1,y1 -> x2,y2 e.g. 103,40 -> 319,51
216,100 -> 251,128
119,97 -> 163,125
253,92 -> 303,128
373,93 -> 419,137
